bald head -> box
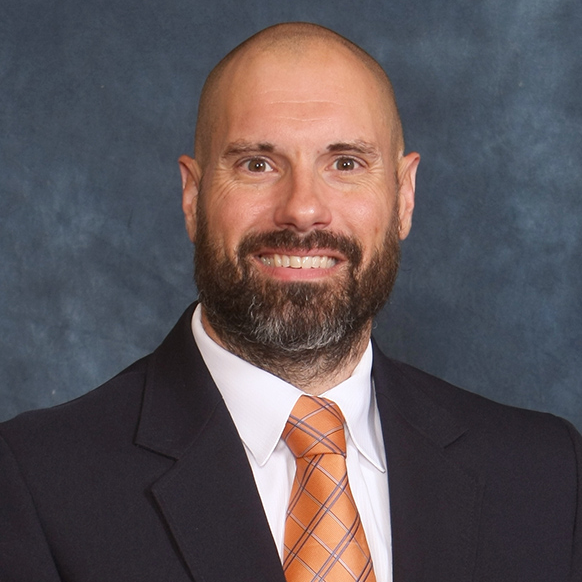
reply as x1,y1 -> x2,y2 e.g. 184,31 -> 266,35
194,22 -> 404,168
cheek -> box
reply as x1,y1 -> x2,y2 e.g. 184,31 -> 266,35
338,194 -> 394,254
200,181 -> 275,251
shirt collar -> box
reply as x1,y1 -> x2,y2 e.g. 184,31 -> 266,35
191,304 -> 386,472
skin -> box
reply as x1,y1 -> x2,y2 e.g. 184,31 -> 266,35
179,36 -> 420,395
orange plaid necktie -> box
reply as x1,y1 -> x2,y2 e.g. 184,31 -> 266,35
282,395 -> 376,582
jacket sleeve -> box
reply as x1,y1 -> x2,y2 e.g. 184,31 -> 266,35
0,434 -> 62,582
563,419 -> 582,581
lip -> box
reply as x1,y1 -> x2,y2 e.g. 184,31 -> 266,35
254,248 -> 344,281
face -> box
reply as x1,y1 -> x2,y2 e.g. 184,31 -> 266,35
180,42 -> 419,359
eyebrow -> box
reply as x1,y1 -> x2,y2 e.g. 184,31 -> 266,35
222,141 -> 276,158
221,139 -> 380,159
326,141 -> 380,157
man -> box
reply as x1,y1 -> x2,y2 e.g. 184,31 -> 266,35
0,22 -> 580,582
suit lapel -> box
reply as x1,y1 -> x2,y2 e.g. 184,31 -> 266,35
372,346 -> 483,582
150,403 -> 285,582
135,305 -> 286,582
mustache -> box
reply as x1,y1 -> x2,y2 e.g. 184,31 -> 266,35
236,229 -> 363,266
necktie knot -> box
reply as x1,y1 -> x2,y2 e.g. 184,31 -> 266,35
283,395 -> 346,459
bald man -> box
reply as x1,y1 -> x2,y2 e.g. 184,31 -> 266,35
1,23 -> 581,582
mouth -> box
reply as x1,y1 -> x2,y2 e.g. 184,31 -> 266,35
258,253 -> 338,269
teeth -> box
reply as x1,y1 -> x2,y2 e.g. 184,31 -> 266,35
260,254 -> 336,269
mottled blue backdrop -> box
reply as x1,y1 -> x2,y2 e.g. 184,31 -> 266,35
1,0 -> 581,427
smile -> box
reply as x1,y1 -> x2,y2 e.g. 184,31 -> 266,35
259,254 -> 338,269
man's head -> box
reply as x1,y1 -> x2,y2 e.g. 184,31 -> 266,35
179,22 -> 420,391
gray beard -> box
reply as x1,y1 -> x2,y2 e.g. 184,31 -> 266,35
194,206 -> 401,387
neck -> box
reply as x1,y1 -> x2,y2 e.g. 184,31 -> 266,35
201,308 -> 371,396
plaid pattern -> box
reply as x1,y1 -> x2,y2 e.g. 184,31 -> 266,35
282,395 -> 376,582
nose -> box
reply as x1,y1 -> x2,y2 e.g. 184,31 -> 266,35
273,168 -> 332,233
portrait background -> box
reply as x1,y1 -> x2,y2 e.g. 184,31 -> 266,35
2,0 -> 581,428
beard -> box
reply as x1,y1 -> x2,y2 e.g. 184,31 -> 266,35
194,199 -> 401,384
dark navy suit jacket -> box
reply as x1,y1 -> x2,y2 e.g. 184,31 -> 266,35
1,303 -> 581,581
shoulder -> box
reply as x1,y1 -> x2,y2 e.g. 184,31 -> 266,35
372,345 -> 582,465
372,348 -> 582,579
0,304 -> 199,452
0,355 -> 150,461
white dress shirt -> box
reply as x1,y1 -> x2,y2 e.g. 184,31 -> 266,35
191,304 -> 392,581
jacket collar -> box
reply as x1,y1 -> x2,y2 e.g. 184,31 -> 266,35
373,344 -> 483,582
135,303 -> 221,459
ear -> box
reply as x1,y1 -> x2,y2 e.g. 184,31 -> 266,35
396,151 -> 420,240
178,155 -> 202,242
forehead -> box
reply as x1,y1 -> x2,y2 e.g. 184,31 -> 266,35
213,43 -> 391,148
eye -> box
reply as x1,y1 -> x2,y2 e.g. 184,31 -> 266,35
333,157 -> 360,171
243,157 -> 274,173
